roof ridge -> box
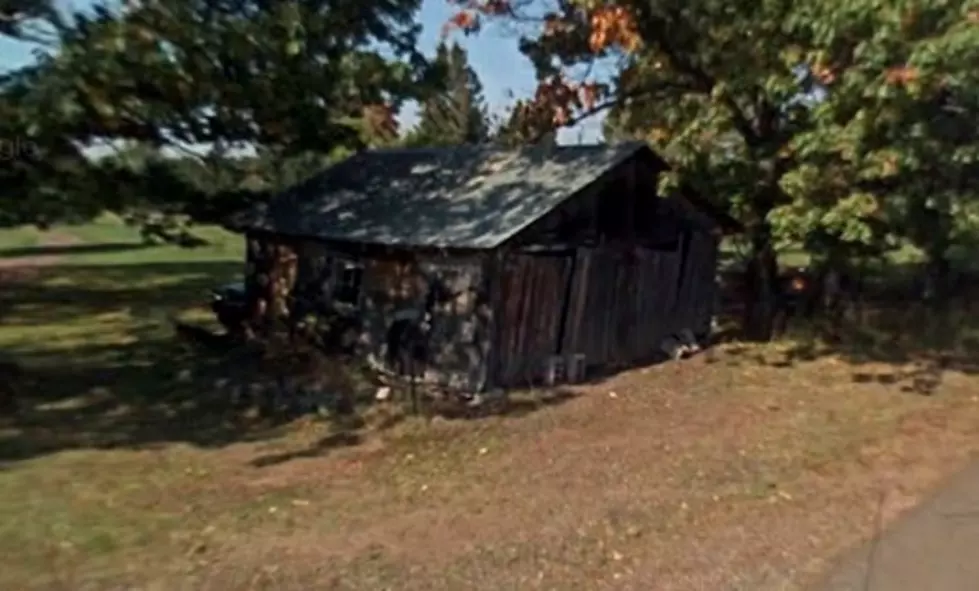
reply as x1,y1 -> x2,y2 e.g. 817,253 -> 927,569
363,140 -> 647,156
239,140 -> 667,248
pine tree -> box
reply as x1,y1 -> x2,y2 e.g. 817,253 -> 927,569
407,42 -> 489,146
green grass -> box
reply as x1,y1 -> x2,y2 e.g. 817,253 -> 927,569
0,217 -> 263,588
0,214 -> 245,267
0,226 -> 44,253
0,216 -> 248,441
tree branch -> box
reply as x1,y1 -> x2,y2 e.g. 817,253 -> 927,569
530,98 -> 616,144
638,8 -> 762,149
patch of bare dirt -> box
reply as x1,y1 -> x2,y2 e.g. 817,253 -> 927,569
0,232 -> 80,283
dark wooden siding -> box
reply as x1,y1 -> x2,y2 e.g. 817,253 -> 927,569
560,246 -> 681,370
246,231 -> 719,393
354,254 -> 493,392
672,231 -> 718,336
493,253 -> 575,386
491,242 -> 719,387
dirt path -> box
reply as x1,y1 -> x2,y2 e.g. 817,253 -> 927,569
0,232 -> 80,282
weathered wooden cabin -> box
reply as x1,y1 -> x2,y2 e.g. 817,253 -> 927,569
235,141 -> 739,392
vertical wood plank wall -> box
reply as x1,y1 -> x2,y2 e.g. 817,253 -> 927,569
559,247 -> 680,370
672,231 -> 719,337
494,254 -> 574,386
492,236 -> 717,387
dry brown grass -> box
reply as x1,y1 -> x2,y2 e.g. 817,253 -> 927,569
5,242 -> 979,590
4,343 -> 979,591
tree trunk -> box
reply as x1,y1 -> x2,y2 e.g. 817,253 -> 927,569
923,250 -> 950,306
742,228 -> 779,342
916,195 -> 952,306
811,249 -> 848,340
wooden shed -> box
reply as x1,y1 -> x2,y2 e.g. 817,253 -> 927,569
235,141 -> 739,392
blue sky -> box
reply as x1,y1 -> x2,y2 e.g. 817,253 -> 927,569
0,0 -> 604,143
410,1 -> 605,142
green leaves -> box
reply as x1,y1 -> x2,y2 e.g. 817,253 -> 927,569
406,42 -> 490,147
597,0 -> 979,258
1,0 -> 436,228
44,0 -> 431,152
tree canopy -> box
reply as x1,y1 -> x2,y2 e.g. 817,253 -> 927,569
0,0 -> 436,228
405,41 -> 490,146
451,0 -> 979,337
3,0 -> 979,340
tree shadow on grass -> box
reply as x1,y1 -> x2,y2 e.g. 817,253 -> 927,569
248,431 -> 364,468
428,387 -> 580,421
246,388 -> 581,468
0,337 -> 300,465
0,261 -> 580,466
717,296 -> 979,396
0,261 -> 242,329
0,242 -> 154,259
0,261 -> 275,465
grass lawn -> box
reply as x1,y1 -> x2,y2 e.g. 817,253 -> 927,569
3,220 -> 979,590
0,225 -> 44,252
0,214 -> 246,267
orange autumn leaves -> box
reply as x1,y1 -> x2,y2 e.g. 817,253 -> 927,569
811,62 -> 837,85
884,65 -> 919,85
822,4 -> 979,91
809,56 -> 917,88
444,1 -> 633,129
444,0 -> 510,35
810,54 -> 920,89
536,78 -> 606,126
586,5 -> 641,52
508,78 -> 607,133
448,1 -> 641,53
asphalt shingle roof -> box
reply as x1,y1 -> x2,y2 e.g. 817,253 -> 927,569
239,141 -> 657,249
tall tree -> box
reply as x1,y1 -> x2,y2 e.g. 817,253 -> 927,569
406,41 -> 489,146
47,0 -> 430,154
0,0 -> 435,228
452,0 -> 979,339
